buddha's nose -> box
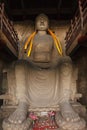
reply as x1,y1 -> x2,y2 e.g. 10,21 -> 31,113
40,20 -> 44,25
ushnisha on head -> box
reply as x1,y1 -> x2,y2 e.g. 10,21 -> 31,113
35,13 -> 49,31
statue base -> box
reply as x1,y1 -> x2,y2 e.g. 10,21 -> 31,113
2,111 -> 87,130
1,102 -> 87,130
2,118 -> 87,130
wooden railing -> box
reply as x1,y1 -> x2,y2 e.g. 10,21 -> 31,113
65,0 -> 87,50
0,3 -> 18,52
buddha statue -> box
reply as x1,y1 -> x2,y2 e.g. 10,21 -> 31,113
3,14 -> 86,130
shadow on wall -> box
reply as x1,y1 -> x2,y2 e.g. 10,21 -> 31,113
0,100 -> 3,107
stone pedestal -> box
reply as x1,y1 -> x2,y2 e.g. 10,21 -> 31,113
1,102 -> 87,130
2,118 -> 87,130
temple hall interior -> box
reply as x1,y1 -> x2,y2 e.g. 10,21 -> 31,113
0,0 -> 87,130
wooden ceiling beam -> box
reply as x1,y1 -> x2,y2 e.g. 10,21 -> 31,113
57,0 -> 62,18
57,0 -> 62,10
10,8 -> 73,15
21,0 -> 25,9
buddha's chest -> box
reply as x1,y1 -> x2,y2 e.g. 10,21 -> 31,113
33,35 -> 53,52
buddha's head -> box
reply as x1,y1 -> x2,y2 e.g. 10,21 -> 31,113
35,14 -> 49,31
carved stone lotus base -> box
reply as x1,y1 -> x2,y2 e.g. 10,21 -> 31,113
2,116 -> 87,130
2,103 -> 87,130
2,118 -> 87,130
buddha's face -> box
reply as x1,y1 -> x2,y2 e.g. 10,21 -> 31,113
35,14 -> 49,31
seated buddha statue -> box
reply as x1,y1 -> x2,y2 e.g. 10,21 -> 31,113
3,14 -> 86,130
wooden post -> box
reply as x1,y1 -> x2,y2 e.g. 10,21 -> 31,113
79,0 -> 84,30
71,20 -> 73,30
75,17 -> 78,28
1,3 -> 4,30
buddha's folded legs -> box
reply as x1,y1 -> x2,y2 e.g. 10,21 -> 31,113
59,57 -> 80,122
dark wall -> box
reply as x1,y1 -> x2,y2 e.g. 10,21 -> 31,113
72,47 -> 87,106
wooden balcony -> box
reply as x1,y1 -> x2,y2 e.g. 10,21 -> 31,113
65,0 -> 87,55
0,3 -> 18,60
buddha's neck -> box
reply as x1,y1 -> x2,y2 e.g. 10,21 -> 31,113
38,31 -> 47,35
